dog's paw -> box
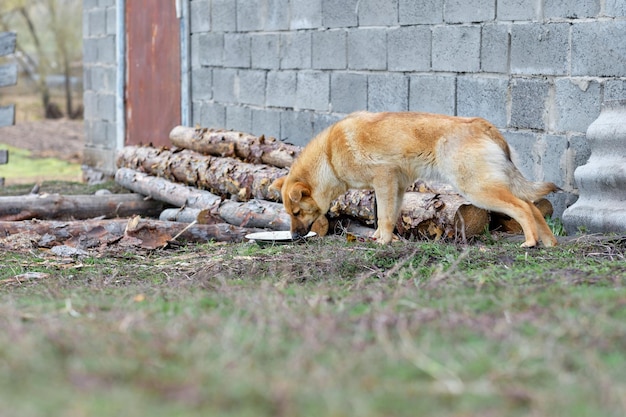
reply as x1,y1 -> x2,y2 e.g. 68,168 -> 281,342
520,239 -> 538,248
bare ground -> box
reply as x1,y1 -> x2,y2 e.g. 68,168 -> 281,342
0,119 -> 84,164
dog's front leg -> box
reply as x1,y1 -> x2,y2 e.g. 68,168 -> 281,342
372,180 -> 404,244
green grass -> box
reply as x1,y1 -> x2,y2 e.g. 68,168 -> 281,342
1,236 -> 625,417
0,144 -> 82,184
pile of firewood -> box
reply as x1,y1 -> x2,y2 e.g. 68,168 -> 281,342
114,126 -> 552,243
0,126 -> 552,249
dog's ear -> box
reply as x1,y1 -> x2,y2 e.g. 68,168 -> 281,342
289,182 -> 311,203
269,176 -> 286,193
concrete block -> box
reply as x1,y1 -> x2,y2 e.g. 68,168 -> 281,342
444,0 -> 495,23
554,78 -> 601,133
98,36 -> 116,64
568,134 -> 591,171
265,0 -> 290,30
251,34 -> 280,70
190,0 -> 211,33
312,30 -> 347,70
191,67 -> 212,101
105,7 -> 116,35
252,108 -> 281,139
291,0 -> 323,29
605,79 -> 626,102
83,38 -> 98,64
266,71 -> 297,108
510,77 -> 550,130
544,0 -> 600,19
347,28 -> 387,70
399,0 -> 442,24
281,111 -> 314,146
238,70 -> 266,106
236,0 -> 264,32
313,113 -> 343,135
213,68 -> 238,104
330,72 -> 367,113
90,66 -> 116,93
605,0 -> 626,17
502,131 -> 538,180
223,33 -> 250,68
201,102 -> 227,128
280,32 -> 311,69
192,100 -> 203,126
322,0 -> 359,28
368,73 -> 408,112
496,0 -> 539,20
387,26 -> 431,72
432,25 -> 480,72
83,91 -> 97,120
198,33 -> 224,67
540,134 -> 568,187
511,23 -> 569,76
226,105 -> 252,132
481,23 -> 510,73
358,0 -> 398,26
84,0 -> 99,10
212,0 -> 237,32
409,75 -> 456,115
99,0 -> 114,7
87,8 -> 106,37
457,76 -> 508,127
191,33 -> 201,69
572,21 -> 626,77
296,71 -> 330,111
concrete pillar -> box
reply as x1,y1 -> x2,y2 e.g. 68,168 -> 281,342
562,100 -> 626,234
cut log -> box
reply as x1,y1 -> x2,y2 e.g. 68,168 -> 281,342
116,146 -> 286,201
159,207 -> 217,224
0,218 -> 259,249
169,126 -> 301,168
0,193 -> 164,221
490,198 -> 554,234
118,168 -> 291,230
328,189 -> 488,240
397,193 -> 489,241
217,199 -> 290,230
115,167 -> 223,212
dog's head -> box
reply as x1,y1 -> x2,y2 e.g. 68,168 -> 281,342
270,176 -> 329,239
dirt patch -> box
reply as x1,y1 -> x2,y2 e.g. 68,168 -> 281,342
0,119 -> 84,164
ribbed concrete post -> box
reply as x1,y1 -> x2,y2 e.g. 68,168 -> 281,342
562,100 -> 626,234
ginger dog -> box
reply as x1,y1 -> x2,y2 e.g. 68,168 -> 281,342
270,111 -> 558,247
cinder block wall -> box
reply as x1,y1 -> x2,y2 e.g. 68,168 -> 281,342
83,0 -> 626,216
82,0 -> 117,176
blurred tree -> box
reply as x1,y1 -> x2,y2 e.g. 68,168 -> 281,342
0,0 -> 82,119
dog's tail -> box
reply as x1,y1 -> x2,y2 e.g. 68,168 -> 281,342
508,169 -> 560,202
485,121 -> 561,202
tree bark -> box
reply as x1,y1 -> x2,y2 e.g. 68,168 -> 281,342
117,168 -> 291,230
115,167 -> 223,211
0,193 -> 164,221
0,218 -> 259,249
328,189 -> 489,240
169,126 -> 301,168
116,146 -> 286,201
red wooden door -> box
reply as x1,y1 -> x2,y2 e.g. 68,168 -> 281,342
126,2 -> 181,146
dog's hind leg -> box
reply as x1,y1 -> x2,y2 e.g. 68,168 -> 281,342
466,187 -> 540,248
528,201 -> 558,247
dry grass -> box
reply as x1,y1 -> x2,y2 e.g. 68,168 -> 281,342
1,235 -> 625,417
